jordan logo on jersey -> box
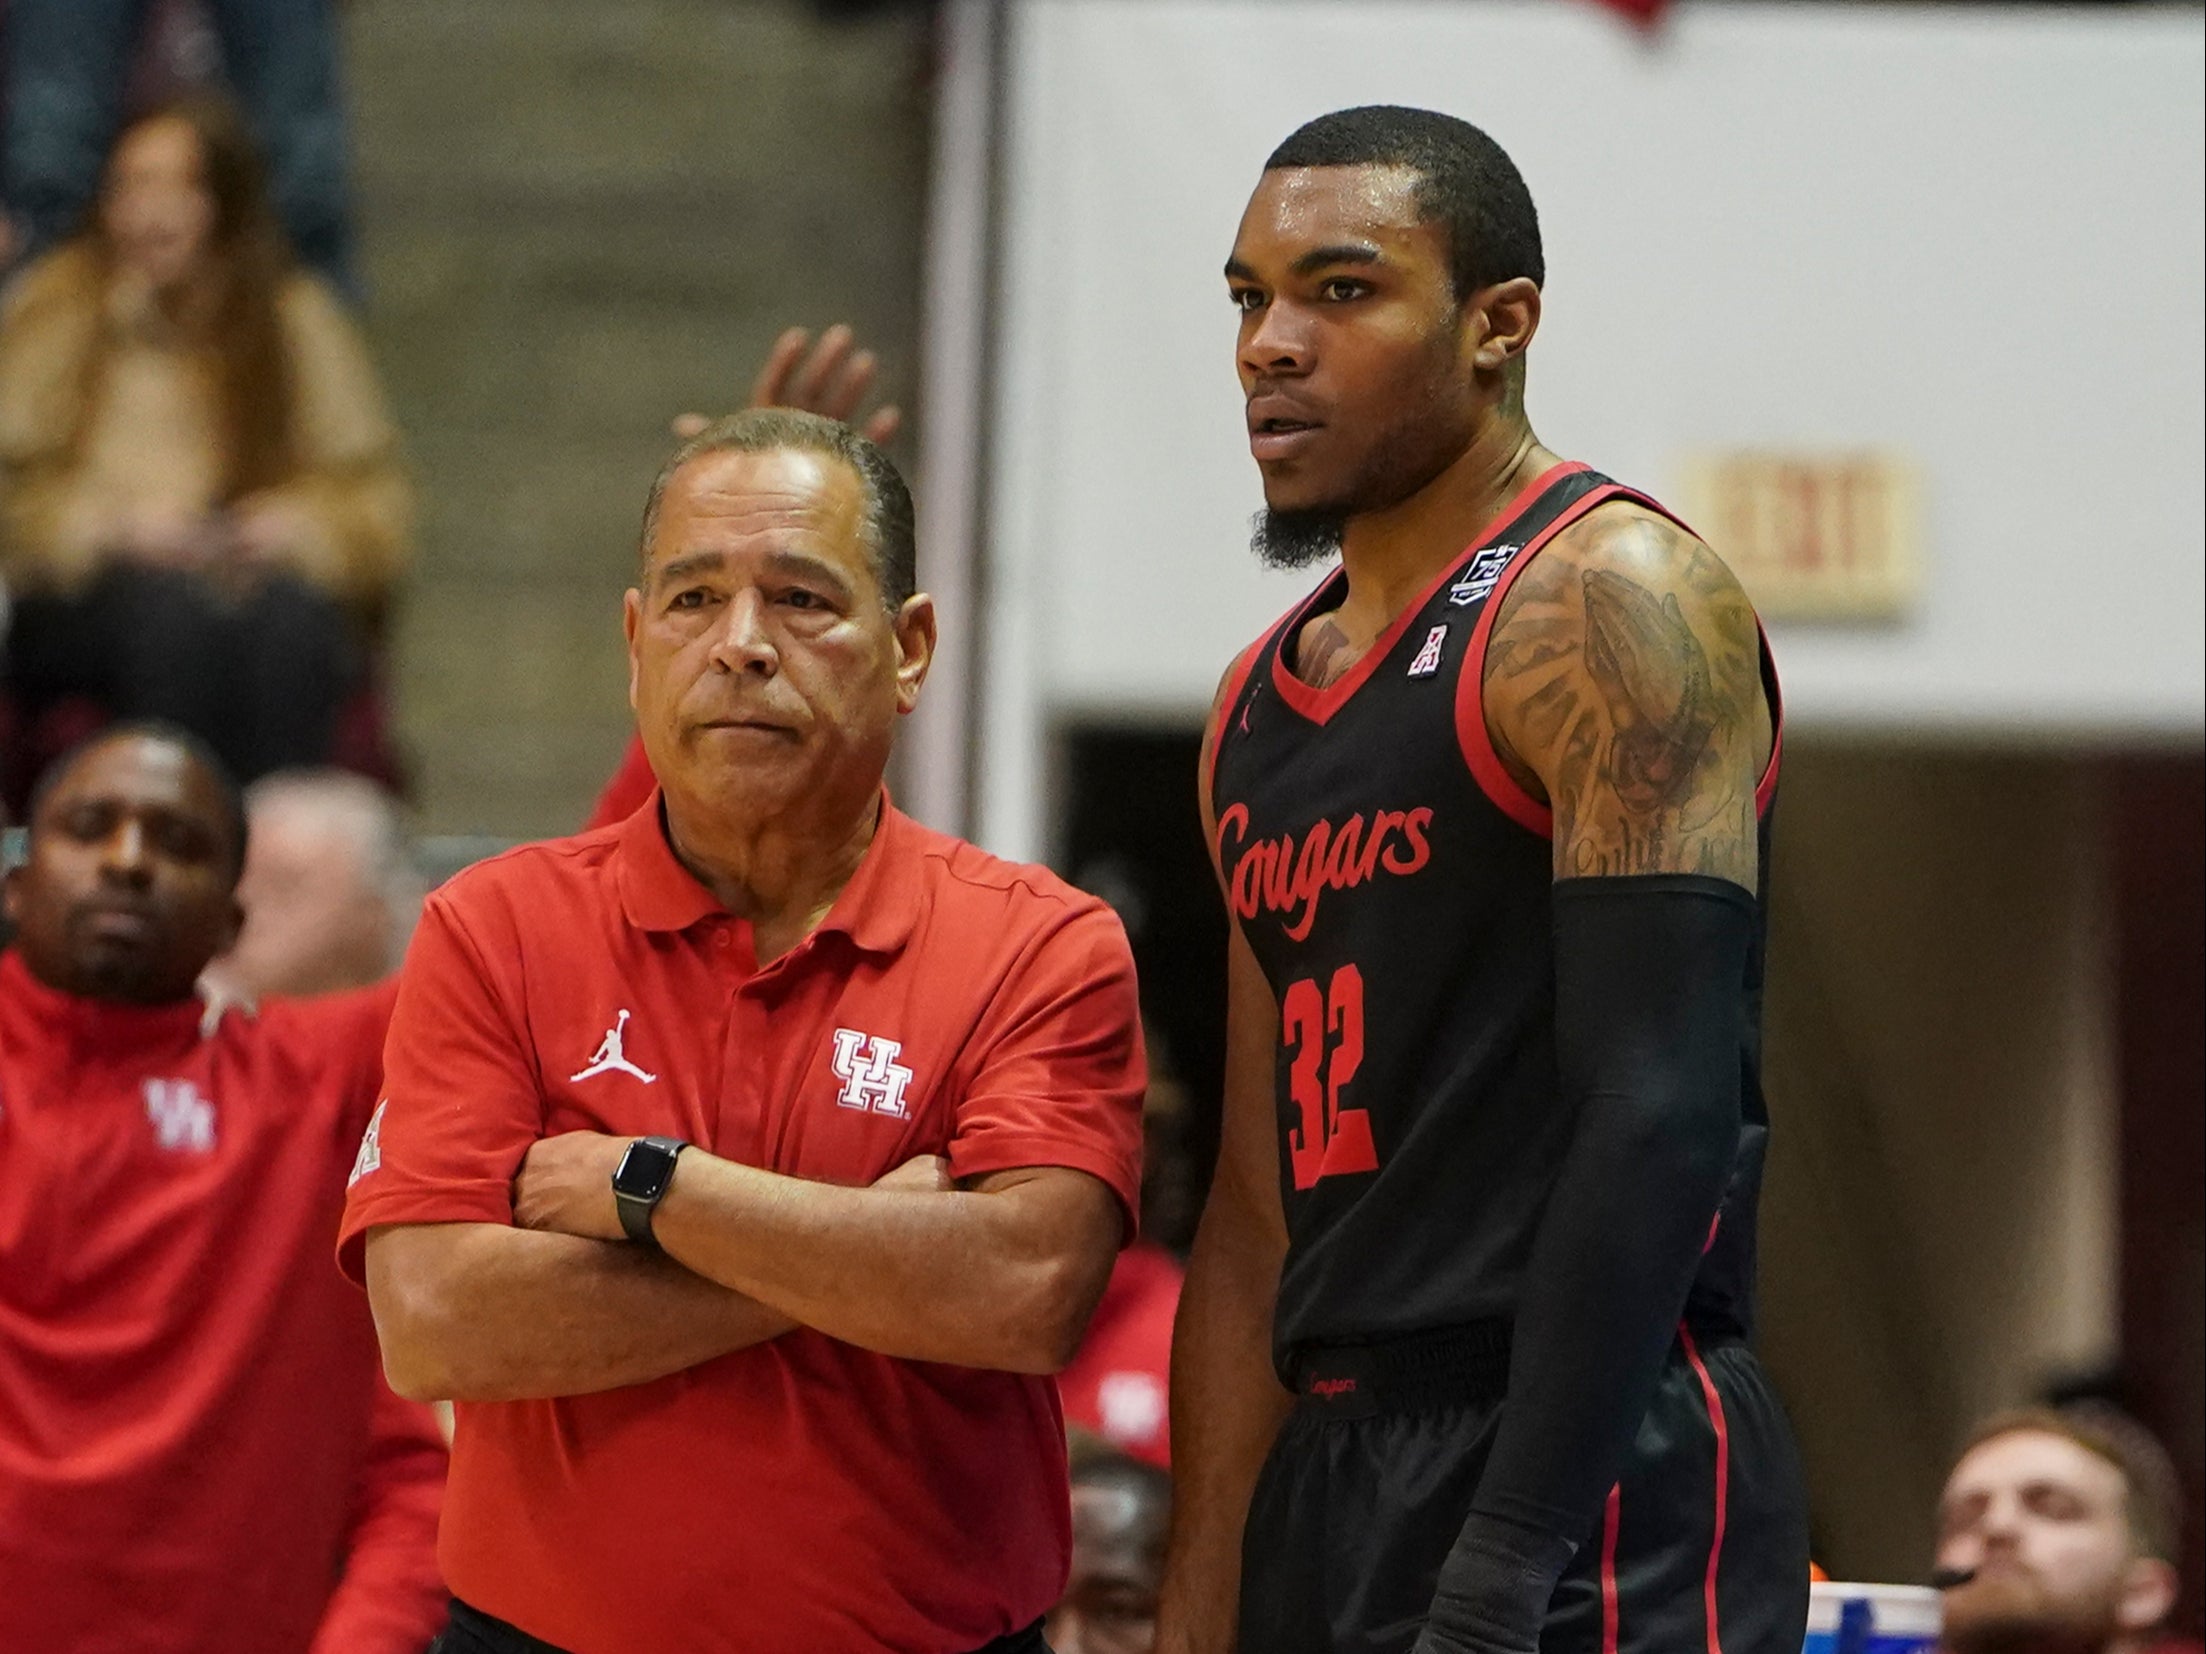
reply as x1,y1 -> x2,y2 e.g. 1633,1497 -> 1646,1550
572,1010 -> 657,1085
830,1029 -> 913,1119
1406,625 -> 1448,677
1447,544 -> 1518,606
1216,801 -> 1435,940
144,1078 -> 216,1153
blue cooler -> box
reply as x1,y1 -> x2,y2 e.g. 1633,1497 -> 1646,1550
1803,1583 -> 1941,1654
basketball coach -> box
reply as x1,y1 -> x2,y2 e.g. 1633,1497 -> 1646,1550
340,410 -> 1146,1654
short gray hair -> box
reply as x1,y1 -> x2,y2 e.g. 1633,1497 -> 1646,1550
637,408 -> 917,609
243,769 -> 421,969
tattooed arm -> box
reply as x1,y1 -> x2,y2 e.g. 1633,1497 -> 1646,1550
1411,506 -> 1773,1653
1480,503 -> 1770,886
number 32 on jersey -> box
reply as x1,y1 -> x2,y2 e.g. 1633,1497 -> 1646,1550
1281,964 -> 1379,1191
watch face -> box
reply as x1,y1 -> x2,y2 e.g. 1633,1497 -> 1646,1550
615,1139 -> 678,1202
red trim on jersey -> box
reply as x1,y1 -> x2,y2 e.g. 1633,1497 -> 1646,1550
1753,619 -> 1785,819
1601,1482 -> 1624,1654
1265,462 -> 1593,728
1453,484 -> 1633,836
1205,637 -> 1270,833
1455,500 -> 1787,841
1680,1326 -> 1732,1654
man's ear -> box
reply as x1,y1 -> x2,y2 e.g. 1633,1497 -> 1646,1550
2116,1556 -> 2179,1633
623,588 -> 644,713
1470,276 -> 1542,375
893,593 -> 938,715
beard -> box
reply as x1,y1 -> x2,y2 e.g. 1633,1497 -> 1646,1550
1943,1571 -> 2123,1654
1249,506 -> 1346,570
1246,364 -> 1478,573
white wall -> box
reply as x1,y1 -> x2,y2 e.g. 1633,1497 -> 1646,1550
979,0 -> 2206,860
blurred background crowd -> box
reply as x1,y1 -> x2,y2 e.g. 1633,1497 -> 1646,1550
0,0 -> 2198,1650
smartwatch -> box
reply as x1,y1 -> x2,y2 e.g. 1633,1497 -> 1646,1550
611,1136 -> 689,1246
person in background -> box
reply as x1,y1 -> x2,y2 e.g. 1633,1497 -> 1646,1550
0,94 -> 408,786
1936,1406 -> 2185,1654
2,0 -> 356,292
1060,1054 -> 1195,1468
1050,1441 -> 1172,1654
206,766 -> 420,1002
0,721 -> 445,1654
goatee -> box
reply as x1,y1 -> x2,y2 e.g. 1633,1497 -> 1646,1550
1250,506 -> 1345,571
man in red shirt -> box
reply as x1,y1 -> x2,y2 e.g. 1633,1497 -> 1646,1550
0,723 -> 446,1654
345,408 -> 1147,1654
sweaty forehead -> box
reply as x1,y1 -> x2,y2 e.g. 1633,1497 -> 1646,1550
1233,164 -> 1435,260
648,447 -> 866,566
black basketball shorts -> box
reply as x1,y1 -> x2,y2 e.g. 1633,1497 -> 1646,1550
1237,1324 -> 1811,1654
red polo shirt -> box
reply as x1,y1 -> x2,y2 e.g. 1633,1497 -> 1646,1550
339,794 -> 1146,1654
0,955 -> 446,1654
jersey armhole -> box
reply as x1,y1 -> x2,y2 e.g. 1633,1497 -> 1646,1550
1453,500 -> 1790,838
1202,636 -> 1269,884
1451,486 -> 1630,838
1753,620 -> 1784,817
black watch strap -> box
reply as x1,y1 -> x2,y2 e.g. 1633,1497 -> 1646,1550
612,1135 -> 688,1246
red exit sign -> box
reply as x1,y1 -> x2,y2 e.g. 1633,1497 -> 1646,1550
1680,452 -> 1921,621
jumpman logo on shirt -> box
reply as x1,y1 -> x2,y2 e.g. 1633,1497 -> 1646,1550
571,1009 -> 657,1085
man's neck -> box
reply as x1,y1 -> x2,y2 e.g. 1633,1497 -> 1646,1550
1335,418 -> 1559,636
660,787 -> 881,963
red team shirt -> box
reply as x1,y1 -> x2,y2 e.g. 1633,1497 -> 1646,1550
0,954 -> 446,1654
340,794 -> 1146,1654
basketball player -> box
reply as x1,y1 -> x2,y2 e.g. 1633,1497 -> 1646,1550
1155,107 -> 1811,1653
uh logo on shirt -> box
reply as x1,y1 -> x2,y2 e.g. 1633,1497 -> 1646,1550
143,1078 -> 216,1153
564,1006 -> 916,1122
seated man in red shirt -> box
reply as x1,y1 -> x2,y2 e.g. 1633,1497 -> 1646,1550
346,409 -> 1147,1654
0,722 -> 446,1654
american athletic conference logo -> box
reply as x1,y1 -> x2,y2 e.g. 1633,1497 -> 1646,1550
830,1029 -> 913,1119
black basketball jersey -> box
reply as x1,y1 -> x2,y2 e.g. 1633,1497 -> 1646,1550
1208,463 -> 1783,1375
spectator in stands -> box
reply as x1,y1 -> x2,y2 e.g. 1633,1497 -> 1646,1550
3,0 -> 355,292
206,766 -> 420,1001
0,95 -> 407,787
0,721 -> 445,1654
1936,1406 -> 2184,1654
1047,1441 -> 1170,1654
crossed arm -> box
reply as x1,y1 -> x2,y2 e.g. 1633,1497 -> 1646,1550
366,1150 -> 1120,1403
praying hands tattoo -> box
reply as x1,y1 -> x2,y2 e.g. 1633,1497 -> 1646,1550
1483,511 -> 1765,886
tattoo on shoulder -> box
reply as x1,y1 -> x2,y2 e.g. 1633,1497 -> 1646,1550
1581,570 -> 1716,814
1484,513 -> 1764,882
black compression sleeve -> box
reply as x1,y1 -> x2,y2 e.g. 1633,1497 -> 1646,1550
1417,874 -> 1755,1652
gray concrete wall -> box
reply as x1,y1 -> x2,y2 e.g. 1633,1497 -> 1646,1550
346,0 -> 933,835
